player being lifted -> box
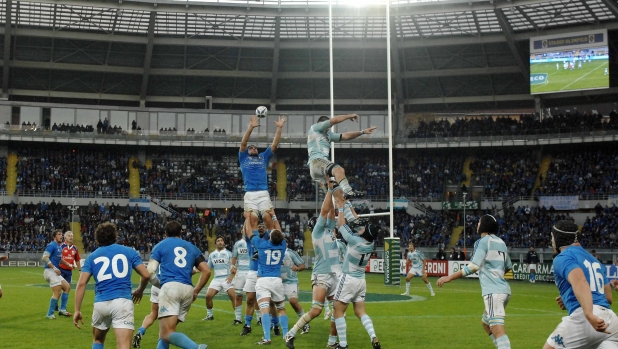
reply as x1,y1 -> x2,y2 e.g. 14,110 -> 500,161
148,221 -> 212,349
239,115 -> 286,234
437,215 -> 513,349
544,221 -> 618,349
332,191 -> 382,349
307,114 -> 376,198
285,179 -> 342,349
401,241 -> 435,297
73,223 -> 150,349
203,236 -> 235,321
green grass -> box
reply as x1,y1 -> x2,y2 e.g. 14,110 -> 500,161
1,268 -> 567,348
530,60 -> 609,94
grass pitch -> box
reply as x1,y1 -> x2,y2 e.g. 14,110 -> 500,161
1,268 -> 570,348
530,60 -> 609,94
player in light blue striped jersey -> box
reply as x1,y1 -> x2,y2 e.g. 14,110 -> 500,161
331,192 -> 382,349
203,236 -> 236,321
231,231 -> 251,326
281,237 -> 308,333
401,242 -> 434,297
438,215 -> 513,349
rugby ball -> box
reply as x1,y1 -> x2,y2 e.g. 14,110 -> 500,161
256,106 -> 268,118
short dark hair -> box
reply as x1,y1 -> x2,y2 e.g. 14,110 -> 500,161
216,236 -> 225,244
166,221 -> 182,237
270,229 -> 284,245
95,222 -> 118,246
53,229 -> 63,237
317,116 -> 329,123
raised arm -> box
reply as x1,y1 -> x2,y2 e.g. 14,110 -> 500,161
341,126 -> 378,141
271,115 -> 287,152
240,115 -> 260,152
320,178 -> 334,219
330,114 -> 359,126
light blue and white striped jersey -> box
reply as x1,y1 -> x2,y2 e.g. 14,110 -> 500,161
307,120 -> 342,165
339,224 -> 373,279
232,239 -> 251,273
312,216 -> 342,275
207,248 -> 233,279
470,234 -> 512,296
407,250 -> 426,269
281,248 -> 304,285
336,239 -> 347,264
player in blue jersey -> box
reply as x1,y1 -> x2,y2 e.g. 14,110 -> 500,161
72,223 -> 150,349
239,115 -> 286,233
241,222 -> 268,336
438,215 -> 513,349
232,228 -> 252,326
246,226 -> 288,345
42,229 -> 73,319
544,220 -> 618,349
332,194 -> 382,349
148,221 -> 212,349
203,236 -> 236,321
307,114 -> 376,199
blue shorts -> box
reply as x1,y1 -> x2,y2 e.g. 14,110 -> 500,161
60,269 -> 73,284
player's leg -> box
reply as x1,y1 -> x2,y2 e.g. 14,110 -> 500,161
261,210 -> 281,232
244,194 -> 259,231
352,301 -> 380,349
0,285 -> 3,298
529,266 -> 536,283
234,290 -> 244,325
271,278 -> 288,339
330,164 -> 363,198
285,277 -> 329,348
134,301 -> 159,348
203,285 -> 219,320
92,327 -> 109,349
269,301 -> 280,335
421,273 -> 435,296
44,268 -> 63,318
286,284 -> 309,334
58,278 -> 72,316
402,273 -> 414,295
113,328 -> 133,349
332,300 -> 349,348
226,286 -> 237,312
158,283 -> 207,349
484,294 -> 511,349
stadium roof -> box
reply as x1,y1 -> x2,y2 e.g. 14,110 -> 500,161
0,0 -> 617,111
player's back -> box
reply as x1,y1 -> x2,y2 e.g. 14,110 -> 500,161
341,232 -> 374,279
152,237 -> 202,286
307,120 -> 339,164
233,239 -> 251,273
311,217 -> 342,275
84,243 -> 142,302
554,245 -> 610,315
209,249 -> 233,279
253,236 -> 286,277
473,235 -> 512,296
281,248 -> 304,284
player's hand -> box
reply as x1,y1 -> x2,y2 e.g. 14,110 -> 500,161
326,176 -> 333,189
586,313 -> 610,333
555,296 -> 566,310
132,289 -> 144,304
250,115 -> 261,128
436,276 -> 450,287
225,275 -> 234,284
193,290 -> 199,302
347,114 -> 359,122
274,115 -> 287,128
73,311 -> 84,329
611,279 -> 618,292
54,268 -> 61,275
363,126 -> 377,135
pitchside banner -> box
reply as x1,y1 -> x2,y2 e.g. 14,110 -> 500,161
383,238 -> 400,285
511,262 -> 554,282
608,195 -> 618,207
368,259 -> 448,276
530,29 -> 608,53
539,196 -> 579,210
448,261 -> 479,278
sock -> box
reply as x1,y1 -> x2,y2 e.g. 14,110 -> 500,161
245,315 -> 253,327
343,205 -> 356,223
426,282 -> 434,293
338,178 -> 353,194
207,309 -> 213,317
489,334 -> 498,348
92,344 -> 104,349
272,316 -> 279,327
360,314 -> 376,339
328,335 -> 338,345
169,332 -> 198,349
289,312 -> 312,337
335,317 -> 348,347
138,327 -> 146,336
405,282 -> 410,293
495,335 -> 511,349
59,292 -> 69,311
296,310 -> 304,318
255,310 -> 260,320
531,273 -> 535,281
47,298 -> 59,317
156,338 -> 170,349
324,301 -> 330,311
261,313 -> 272,341
280,315 -> 289,338
235,306 -> 242,321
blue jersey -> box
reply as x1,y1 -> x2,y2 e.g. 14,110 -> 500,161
239,147 -> 273,192
44,241 -> 62,269
82,244 -> 143,303
245,235 -> 259,272
252,235 -> 286,277
151,237 -> 203,286
553,246 -> 611,315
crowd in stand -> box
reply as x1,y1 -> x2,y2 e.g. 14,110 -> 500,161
392,209 -> 454,248
15,147 -> 130,196
51,123 -> 96,133
470,152 -> 539,197
408,110 -> 618,139
579,203 -> 618,248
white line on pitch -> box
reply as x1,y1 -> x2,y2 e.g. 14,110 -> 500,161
560,61 -> 608,91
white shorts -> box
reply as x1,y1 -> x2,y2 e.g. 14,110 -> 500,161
234,272 -> 247,294
158,282 -> 194,322
243,271 -> 258,293
283,283 -> 299,300
483,293 -> 510,323
408,267 -> 425,277
528,264 -> 537,271
334,274 -> 366,304
256,277 -> 285,303
208,278 -> 234,293
309,158 -> 336,182
244,191 -> 273,214
150,285 -> 160,303
546,305 -> 618,349
43,268 -> 64,288
92,298 -> 135,330
311,273 -> 339,298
